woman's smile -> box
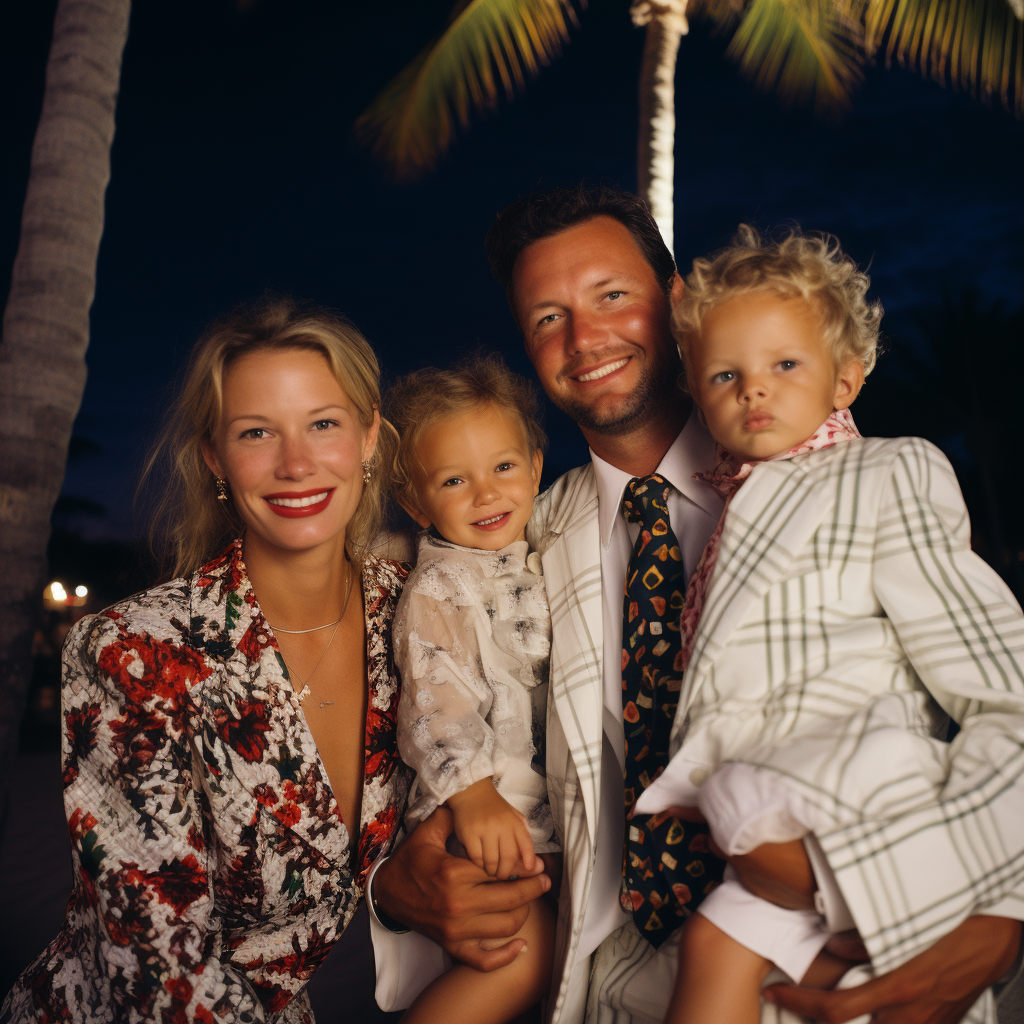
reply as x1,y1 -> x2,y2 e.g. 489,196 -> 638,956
264,487 -> 336,517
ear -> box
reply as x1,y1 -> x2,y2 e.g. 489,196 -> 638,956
397,491 -> 432,530
669,273 -> 685,307
200,438 -> 224,478
530,448 -> 544,496
833,358 -> 865,410
362,408 -> 381,463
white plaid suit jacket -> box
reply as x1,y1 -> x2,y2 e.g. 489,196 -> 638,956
668,435 -> 1024,981
527,464 -> 605,1024
529,436 -> 1024,1024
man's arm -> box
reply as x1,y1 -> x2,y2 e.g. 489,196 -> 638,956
764,915 -> 1021,1024
371,807 -> 551,971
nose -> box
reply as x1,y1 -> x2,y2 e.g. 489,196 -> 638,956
275,434 -> 315,480
738,375 -> 768,404
472,480 -> 500,507
564,308 -> 608,354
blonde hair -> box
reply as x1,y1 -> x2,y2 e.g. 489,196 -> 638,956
673,225 -> 883,380
144,297 -> 398,578
385,355 -> 547,506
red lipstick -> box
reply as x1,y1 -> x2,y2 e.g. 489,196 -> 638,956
263,488 -> 335,518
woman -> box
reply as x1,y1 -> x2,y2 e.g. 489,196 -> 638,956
2,299 -> 410,1022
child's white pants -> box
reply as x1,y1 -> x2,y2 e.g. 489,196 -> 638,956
695,762 -> 856,983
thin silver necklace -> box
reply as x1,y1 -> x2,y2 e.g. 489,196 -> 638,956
275,566 -> 354,707
272,618 -> 341,635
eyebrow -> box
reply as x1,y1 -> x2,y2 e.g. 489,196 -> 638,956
226,404 -> 348,427
426,447 -> 524,476
524,274 -> 644,318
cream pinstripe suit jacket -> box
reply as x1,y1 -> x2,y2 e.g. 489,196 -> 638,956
529,435 -> 1024,1024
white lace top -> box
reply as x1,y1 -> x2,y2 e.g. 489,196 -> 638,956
395,533 -> 558,851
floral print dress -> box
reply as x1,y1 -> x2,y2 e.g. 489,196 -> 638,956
2,540 -> 410,1024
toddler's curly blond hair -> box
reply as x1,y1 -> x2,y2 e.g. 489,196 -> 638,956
672,225 -> 883,381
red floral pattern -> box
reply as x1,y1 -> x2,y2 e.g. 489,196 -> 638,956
2,541 -> 410,1024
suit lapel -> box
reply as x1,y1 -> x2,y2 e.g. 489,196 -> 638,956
537,468 -> 605,844
680,448 -> 847,716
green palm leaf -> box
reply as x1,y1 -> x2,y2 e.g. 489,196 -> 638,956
864,0 -> 1023,114
356,0 -> 581,179
721,0 -> 864,113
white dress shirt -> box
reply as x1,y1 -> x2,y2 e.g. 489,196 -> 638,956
576,408 -> 723,959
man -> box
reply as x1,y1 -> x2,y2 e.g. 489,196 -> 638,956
370,185 -> 1022,1023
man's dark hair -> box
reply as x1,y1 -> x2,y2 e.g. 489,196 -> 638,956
485,184 -> 677,302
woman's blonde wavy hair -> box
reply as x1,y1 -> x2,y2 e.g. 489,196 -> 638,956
672,225 -> 883,384
143,297 -> 398,579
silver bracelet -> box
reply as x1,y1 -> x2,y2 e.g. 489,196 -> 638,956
365,856 -> 410,935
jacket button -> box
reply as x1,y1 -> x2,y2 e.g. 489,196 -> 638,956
689,767 -> 710,786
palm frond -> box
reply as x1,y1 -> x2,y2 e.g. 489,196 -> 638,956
356,0 -> 581,179
864,0 -> 1023,114
724,0 -> 864,114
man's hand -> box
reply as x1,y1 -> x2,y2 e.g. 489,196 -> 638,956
764,915 -> 1021,1023
373,806 -> 551,971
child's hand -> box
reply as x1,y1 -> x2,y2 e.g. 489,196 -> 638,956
446,778 -> 537,879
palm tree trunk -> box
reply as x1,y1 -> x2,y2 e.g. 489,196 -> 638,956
0,0 -> 131,834
631,0 -> 689,255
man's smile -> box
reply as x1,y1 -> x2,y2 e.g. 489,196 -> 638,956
572,357 -> 631,383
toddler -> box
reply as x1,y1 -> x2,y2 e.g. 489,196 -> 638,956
388,356 -> 559,1024
632,226 -> 1024,1024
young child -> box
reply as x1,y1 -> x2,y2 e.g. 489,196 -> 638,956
387,356 -> 559,1024
632,226 -> 1024,1024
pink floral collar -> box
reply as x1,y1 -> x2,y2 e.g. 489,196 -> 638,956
696,408 -> 862,500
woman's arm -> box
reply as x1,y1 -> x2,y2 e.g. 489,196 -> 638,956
54,612 -> 269,1021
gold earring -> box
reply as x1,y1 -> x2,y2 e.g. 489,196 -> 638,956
215,477 -> 228,502
362,461 -> 372,485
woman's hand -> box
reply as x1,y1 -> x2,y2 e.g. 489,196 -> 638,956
447,778 -> 537,879
372,807 -> 550,972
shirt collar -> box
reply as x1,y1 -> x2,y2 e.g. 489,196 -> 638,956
591,406 -> 722,550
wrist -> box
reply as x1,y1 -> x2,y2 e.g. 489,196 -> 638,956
446,776 -> 495,813
365,856 -> 410,935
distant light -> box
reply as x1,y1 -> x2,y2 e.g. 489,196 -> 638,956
49,582 -> 67,602
75,585 -> 88,598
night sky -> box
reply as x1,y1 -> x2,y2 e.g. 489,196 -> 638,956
2,0 -> 1023,549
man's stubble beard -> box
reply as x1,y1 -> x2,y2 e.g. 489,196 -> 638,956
556,351 -> 683,437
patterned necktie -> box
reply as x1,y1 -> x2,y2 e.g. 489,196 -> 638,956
620,473 -> 725,948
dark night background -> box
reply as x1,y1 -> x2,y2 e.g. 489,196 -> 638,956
0,0 -> 1022,992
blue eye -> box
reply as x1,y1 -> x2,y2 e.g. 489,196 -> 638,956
778,360 -> 798,371
537,313 -> 559,326
712,371 -> 735,384
312,419 -> 338,430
